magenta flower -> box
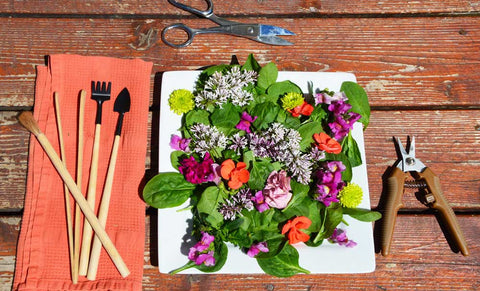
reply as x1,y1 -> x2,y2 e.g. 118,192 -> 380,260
251,191 -> 270,213
178,152 -> 215,184
328,228 -> 357,248
188,232 -> 216,266
247,242 -> 269,257
169,134 -> 191,152
263,170 -> 292,209
236,111 -> 257,133
326,101 -> 362,140
314,92 -> 347,105
315,161 -> 345,207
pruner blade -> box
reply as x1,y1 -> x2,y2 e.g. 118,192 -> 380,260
395,136 -> 426,173
257,24 -> 295,45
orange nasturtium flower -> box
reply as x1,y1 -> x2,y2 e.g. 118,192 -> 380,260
220,159 -> 250,190
313,132 -> 342,154
281,216 -> 312,244
289,101 -> 314,118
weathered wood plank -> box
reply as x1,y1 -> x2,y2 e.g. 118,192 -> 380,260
0,0 -> 479,15
1,215 -> 478,290
0,16 -> 479,107
1,109 -> 478,210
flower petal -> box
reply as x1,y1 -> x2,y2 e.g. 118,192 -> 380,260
220,159 -> 235,179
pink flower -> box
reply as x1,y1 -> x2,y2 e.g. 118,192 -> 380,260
169,134 -> 191,152
247,242 -> 269,257
236,112 -> 257,133
188,232 -> 216,266
251,191 -> 270,213
263,170 -> 292,209
179,153 -> 215,184
328,228 -> 357,248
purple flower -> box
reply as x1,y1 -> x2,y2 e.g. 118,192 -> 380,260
263,170 -> 292,209
236,112 -> 257,133
328,228 -> 357,248
188,232 -> 216,266
315,161 -> 345,207
314,92 -> 347,105
251,191 -> 270,213
169,134 -> 191,152
327,101 -> 362,140
178,152 -> 215,184
247,242 -> 269,257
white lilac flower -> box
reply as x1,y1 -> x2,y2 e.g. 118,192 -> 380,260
189,123 -> 228,156
229,133 -> 248,154
218,189 -> 254,220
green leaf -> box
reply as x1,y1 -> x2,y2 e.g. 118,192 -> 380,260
143,172 -> 195,209
340,81 -> 370,128
210,103 -> 241,129
267,80 -> 302,100
297,121 -> 322,150
197,186 -> 225,228
257,62 -> 278,92
170,150 -> 186,170
242,54 -> 262,72
343,208 -> 382,222
341,132 -> 363,167
313,203 -> 343,243
251,102 -> 280,130
257,243 -> 310,277
308,105 -> 327,123
248,160 -> 281,190
185,109 -> 210,127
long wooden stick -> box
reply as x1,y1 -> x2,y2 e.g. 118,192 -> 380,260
54,92 -> 75,282
87,134 -> 120,280
18,111 -> 130,278
79,123 -> 101,275
73,90 -> 86,283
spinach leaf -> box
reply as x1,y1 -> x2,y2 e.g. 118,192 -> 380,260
257,62 -> 278,93
257,243 -> 310,277
251,102 -> 280,130
267,80 -> 302,101
343,207 -> 382,222
242,54 -> 262,72
197,186 -> 225,228
210,102 -> 241,130
313,203 -> 343,244
341,132 -> 363,167
340,81 -> 370,128
298,121 -> 322,150
142,172 -> 195,208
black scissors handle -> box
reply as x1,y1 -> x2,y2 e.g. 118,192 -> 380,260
168,0 -> 237,26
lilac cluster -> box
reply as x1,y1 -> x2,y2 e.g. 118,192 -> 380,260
248,123 -> 312,184
327,101 -> 361,141
195,66 -> 258,108
189,123 -> 228,156
188,232 -> 216,266
178,152 -> 216,184
218,188 -> 254,220
315,161 -> 346,206
328,228 -> 357,248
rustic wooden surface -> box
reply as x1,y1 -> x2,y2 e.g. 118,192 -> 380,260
1,0 -> 479,290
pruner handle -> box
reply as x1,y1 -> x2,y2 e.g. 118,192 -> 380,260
382,167 -> 407,256
416,167 -> 469,256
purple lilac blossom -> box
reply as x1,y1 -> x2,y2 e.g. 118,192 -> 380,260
251,191 -> 270,213
328,228 -> 357,248
169,134 -> 191,152
315,161 -> 345,206
247,242 -> 269,257
178,152 -> 215,184
218,189 -> 254,220
236,112 -> 257,133
188,232 -> 216,266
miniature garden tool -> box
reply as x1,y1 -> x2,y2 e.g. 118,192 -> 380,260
161,0 -> 295,48
80,81 -> 111,275
382,136 -> 469,256
17,111 -> 130,278
87,88 -> 130,280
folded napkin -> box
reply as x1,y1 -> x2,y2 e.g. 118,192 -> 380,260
13,54 -> 153,290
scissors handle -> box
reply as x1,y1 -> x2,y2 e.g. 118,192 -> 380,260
162,23 -> 197,48
168,0 -> 213,18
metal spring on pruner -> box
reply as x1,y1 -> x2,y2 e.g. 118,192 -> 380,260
404,180 -> 427,188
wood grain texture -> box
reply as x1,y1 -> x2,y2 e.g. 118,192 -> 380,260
0,17 -> 479,107
1,215 -> 478,290
0,0 -> 479,15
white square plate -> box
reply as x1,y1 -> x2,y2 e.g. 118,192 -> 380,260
158,71 -> 375,274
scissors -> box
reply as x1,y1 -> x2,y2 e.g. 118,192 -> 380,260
162,0 -> 295,48
382,136 -> 469,256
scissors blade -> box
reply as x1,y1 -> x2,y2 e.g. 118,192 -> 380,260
259,25 -> 295,36
256,35 -> 294,46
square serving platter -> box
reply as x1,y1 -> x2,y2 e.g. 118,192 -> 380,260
157,71 -> 375,274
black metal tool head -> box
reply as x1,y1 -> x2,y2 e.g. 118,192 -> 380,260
91,81 -> 112,124
114,88 -> 131,114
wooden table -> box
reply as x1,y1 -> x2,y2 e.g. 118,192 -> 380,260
1,1 -> 479,289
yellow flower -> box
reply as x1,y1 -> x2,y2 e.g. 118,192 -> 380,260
281,92 -> 304,111
339,183 -> 363,208
169,89 -> 194,115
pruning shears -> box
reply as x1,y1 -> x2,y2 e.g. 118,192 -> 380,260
382,136 -> 469,256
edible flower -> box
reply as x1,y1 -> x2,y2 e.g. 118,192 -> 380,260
251,190 -> 270,213
289,101 -> 314,118
169,134 -> 191,152
315,161 -> 345,206
178,152 -> 215,184
313,132 -> 342,154
247,242 -> 269,257
328,228 -> 357,248
220,159 -> 250,189
263,170 -> 292,209
188,232 -> 216,266
281,92 -> 304,110
339,183 -> 363,208
169,89 -> 195,115
236,111 -> 257,133
281,216 -> 311,244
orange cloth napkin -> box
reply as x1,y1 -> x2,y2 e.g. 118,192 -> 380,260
13,54 -> 153,290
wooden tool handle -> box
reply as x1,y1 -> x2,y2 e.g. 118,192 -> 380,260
382,167 -> 406,256
87,134 -> 121,280
79,123 -> 101,275
18,112 -> 130,278
417,168 -> 469,256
